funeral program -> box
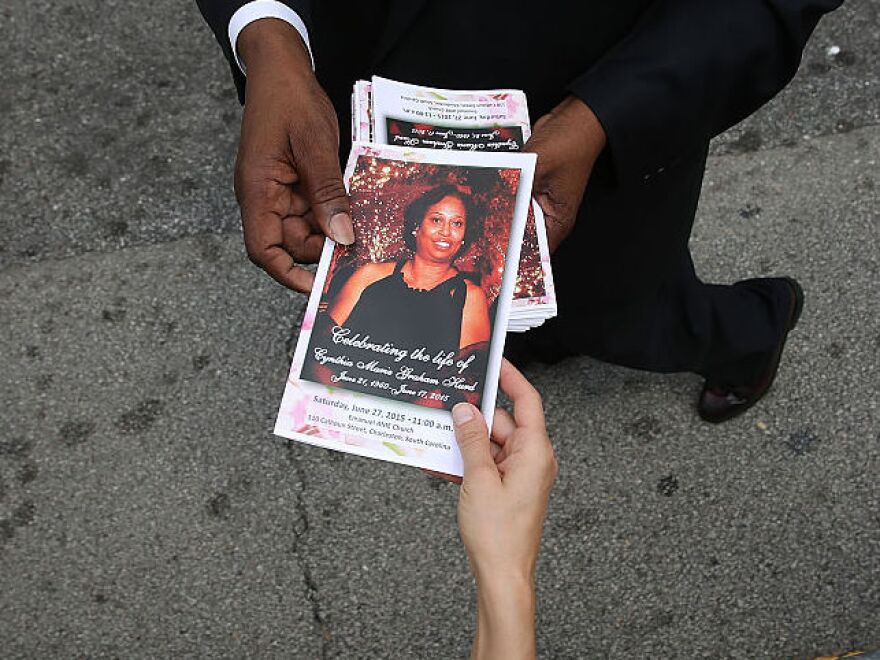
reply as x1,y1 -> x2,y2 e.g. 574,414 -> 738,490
275,143 -> 535,476
356,76 -> 557,330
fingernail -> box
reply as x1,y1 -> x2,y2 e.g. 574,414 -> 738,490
452,403 -> 474,425
329,213 -> 354,245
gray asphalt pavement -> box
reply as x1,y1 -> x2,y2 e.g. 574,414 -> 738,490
1,2 -> 878,658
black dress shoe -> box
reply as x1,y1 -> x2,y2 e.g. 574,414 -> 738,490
697,277 -> 805,424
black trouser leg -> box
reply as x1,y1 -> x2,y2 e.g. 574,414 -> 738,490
543,139 -> 791,384
550,249 -> 791,384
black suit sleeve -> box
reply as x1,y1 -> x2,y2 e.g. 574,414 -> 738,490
196,0 -> 313,103
567,0 -> 843,186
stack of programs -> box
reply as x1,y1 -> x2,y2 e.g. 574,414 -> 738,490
275,78 -> 543,475
352,76 -> 557,332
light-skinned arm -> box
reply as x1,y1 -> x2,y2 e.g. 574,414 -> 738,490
450,360 -> 558,660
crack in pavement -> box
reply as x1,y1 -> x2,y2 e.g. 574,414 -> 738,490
286,440 -> 331,660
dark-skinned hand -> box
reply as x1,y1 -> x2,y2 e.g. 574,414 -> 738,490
235,18 -> 354,293
524,95 -> 606,253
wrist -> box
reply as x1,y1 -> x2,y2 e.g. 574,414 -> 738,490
474,573 -> 536,660
476,571 -> 535,610
238,18 -> 312,77
473,558 -> 535,588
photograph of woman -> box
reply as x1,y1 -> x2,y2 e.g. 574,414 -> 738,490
329,184 -> 490,359
299,155 -> 522,410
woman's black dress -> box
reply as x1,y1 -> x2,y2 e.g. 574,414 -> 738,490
302,261 -> 488,408
344,260 -> 467,356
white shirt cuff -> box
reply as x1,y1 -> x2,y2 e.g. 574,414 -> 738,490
228,1 -> 315,74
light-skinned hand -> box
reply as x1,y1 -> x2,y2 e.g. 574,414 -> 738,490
449,359 -> 557,660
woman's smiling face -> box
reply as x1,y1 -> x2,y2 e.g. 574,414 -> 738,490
414,195 -> 467,263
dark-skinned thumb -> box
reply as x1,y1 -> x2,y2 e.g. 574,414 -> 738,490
301,149 -> 354,245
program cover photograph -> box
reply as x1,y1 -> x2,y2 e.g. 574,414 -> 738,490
367,76 -> 556,321
275,143 -> 535,476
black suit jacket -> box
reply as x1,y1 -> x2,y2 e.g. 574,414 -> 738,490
197,0 -> 841,307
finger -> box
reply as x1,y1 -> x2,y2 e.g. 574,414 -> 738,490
504,440 -> 558,492
523,114 -> 550,157
260,245 -> 316,292
536,203 -> 566,253
236,172 -> 318,291
286,191 -> 310,218
491,428 -> 522,469
241,199 -> 316,292
489,440 -> 503,461
451,403 -> 498,481
282,216 -> 326,263
530,112 -> 553,136
523,115 -> 558,184
499,359 -> 545,429
300,233 -> 327,264
490,408 -> 516,447
303,208 -> 321,233
523,115 -> 577,254
295,135 -> 354,246
492,443 -> 514,471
